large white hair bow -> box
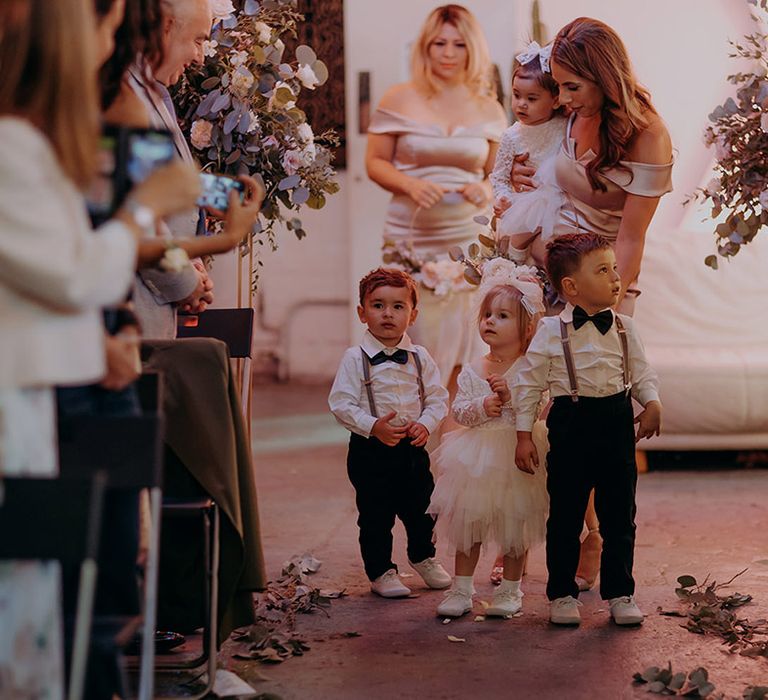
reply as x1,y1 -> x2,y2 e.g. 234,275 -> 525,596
515,41 -> 553,74
478,258 -> 546,317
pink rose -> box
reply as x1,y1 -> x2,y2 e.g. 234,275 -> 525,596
190,120 -> 213,150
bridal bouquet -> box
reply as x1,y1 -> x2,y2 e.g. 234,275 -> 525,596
172,0 -> 339,284
689,4 -> 768,268
382,240 -> 468,297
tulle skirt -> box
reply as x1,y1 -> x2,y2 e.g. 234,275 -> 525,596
497,155 -> 566,242
428,421 -> 549,557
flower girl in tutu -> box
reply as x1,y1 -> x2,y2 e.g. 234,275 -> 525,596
490,42 -> 567,267
428,262 -> 549,618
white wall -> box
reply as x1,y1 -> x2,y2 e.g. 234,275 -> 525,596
217,1 -> 766,384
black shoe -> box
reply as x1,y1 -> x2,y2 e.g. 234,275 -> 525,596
126,630 -> 186,655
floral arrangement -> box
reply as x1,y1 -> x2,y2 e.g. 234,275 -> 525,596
688,2 -> 768,269
172,0 -> 340,285
381,240 -> 468,297
448,214 -> 556,305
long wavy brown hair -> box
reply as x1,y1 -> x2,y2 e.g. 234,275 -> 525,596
552,17 -> 657,192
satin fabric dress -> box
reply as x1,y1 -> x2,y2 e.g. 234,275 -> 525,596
369,108 -> 506,381
554,114 -> 674,314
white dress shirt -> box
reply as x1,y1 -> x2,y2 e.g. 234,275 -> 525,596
514,303 -> 660,431
328,330 -> 449,439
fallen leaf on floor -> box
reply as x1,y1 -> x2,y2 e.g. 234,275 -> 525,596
442,618 -> 451,624
447,635 -> 465,643
211,669 -> 258,697
474,616 -> 486,622
513,611 -> 523,617
406,593 -> 420,598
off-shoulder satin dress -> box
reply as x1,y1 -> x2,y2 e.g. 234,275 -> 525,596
554,114 -> 674,314
368,108 -> 506,380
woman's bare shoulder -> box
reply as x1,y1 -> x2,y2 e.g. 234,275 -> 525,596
377,82 -> 423,111
628,115 -> 672,164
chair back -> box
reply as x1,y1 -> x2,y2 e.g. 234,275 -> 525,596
177,308 -> 254,359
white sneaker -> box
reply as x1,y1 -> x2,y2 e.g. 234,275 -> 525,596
436,588 -> 473,617
609,595 -> 644,625
371,569 -> 411,598
486,589 -> 523,617
550,596 -> 582,625
410,557 -> 452,589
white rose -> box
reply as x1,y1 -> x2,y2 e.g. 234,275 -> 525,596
209,0 -> 235,21
296,122 -> 314,144
229,49 -> 248,67
203,39 -> 218,58
299,143 -> 316,166
230,67 -> 255,97
262,135 -> 279,149
759,190 -> 768,209
282,149 -> 302,175
190,119 -> 213,150
296,63 -> 319,90
253,21 -> 271,44
246,111 -> 260,134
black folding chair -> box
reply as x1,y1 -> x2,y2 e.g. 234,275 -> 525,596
57,372 -> 164,700
177,307 -> 255,415
0,474 -> 106,700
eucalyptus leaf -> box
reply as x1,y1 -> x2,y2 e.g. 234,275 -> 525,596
225,148 -> 241,165
292,187 -> 310,204
211,91 -> 231,113
295,44 -> 317,65
244,0 -> 260,14
677,575 -> 698,588
313,60 -> 329,85
223,109 -> 240,135
278,174 -> 300,190
473,215 -> 490,226
704,255 -> 719,270
306,193 -> 326,209
448,246 -> 465,262
201,76 -> 221,90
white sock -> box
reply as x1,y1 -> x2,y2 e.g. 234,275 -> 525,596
499,578 -> 522,595
453,575 -> 474,594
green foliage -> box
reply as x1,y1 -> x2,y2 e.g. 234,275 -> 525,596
172,1 -> 339,290
688,5 -> 768,266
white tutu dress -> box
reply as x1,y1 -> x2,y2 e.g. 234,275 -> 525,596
489,115 -> 567,242
428,361 -> 549,557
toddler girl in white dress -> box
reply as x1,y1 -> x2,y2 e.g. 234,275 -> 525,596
428,262 -> 549,618
490,42 -> 567,266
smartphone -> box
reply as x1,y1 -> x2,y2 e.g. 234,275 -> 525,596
197,173 -> 245,211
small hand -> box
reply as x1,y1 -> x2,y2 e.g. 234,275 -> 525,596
487,374 -> 511,404
405,421 -> 430,447
371,410 -> 408,447
406,177 -> 446,209
179,262 -> 214,313
514,434 -> 539,474
459,182 -> 489,208
510,152 -> 537,193
483,393 -> 502,417
493,196 -> 511,217
635,401 -> 662,441
213,175 -> 266,248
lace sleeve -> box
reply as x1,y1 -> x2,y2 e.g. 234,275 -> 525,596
489,127 -> 518,204
451,369 -> 491,427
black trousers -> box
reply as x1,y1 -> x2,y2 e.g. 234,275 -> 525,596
545,392 -> 638,601
347,433 -> 436,581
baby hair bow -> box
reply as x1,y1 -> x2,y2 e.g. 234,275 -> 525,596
515,41 -> 553,74
477,258 -> 546,317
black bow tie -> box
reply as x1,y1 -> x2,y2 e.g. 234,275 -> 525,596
368,348 -> 409,365
572,306 -> 614,335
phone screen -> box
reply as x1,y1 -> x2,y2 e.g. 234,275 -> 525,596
126,130 -> 175,184
197,173 -> 245,211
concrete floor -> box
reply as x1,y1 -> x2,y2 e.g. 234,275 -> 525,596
232,383 -> 768,700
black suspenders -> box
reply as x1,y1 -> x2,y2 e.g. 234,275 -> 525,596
360,347 -> 426,418
558,316 -> 631,402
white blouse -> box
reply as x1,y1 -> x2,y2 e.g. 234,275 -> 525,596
0,117 -> 137,388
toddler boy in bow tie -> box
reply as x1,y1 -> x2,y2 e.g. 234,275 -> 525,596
513,233 -> 661,627
329,267 -> 451,598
